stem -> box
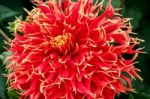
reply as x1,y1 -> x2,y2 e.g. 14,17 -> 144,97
0,29 -> 11,43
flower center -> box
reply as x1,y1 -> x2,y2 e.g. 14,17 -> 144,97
50,33 -> 71,48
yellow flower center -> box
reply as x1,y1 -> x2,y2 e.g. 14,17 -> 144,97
50,33 -> 71,48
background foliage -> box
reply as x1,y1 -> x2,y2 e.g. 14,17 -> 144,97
0,0 -> 150,99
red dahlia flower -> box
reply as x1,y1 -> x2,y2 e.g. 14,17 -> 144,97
6,0 -> 143,99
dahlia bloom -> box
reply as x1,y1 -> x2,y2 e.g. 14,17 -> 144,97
6,0 -> 143,99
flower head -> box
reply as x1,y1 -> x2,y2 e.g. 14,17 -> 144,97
7,0 -> 143,99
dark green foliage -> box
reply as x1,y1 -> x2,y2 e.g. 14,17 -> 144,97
0,0 -> 150,99
0,0 -> 32,98
0,60 -> 8,99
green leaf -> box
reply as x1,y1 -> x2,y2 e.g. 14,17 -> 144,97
8,90 -> 19,99
111,0 -> 121,8
0,5 -> 18,21
128,93 -> 134,99
0,51 -> 12,66
122,7 -> 142,30
0,60 -> 8,99
0,51 -> 12,61
0,52 -> 12,99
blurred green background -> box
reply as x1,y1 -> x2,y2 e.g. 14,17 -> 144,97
0,0 -> 150,99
